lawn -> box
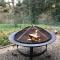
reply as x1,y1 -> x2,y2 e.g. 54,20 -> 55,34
0,24 -> 59,46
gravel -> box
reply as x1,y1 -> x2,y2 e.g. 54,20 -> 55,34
0,35 -> 60,60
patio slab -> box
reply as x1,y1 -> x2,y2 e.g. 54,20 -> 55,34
0,35 -> 60,60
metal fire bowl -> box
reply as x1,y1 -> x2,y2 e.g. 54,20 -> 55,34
9,32 -> 56,47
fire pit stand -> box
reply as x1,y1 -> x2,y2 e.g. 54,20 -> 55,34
17,45 -> 47,57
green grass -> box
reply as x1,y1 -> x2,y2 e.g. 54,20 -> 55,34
0,35 -> 10,46
0,24 -> 48,46
0,24 -> 59,46
0,24 -> 49,32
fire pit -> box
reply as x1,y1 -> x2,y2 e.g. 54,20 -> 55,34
9,26 -> 56,58
14,26 -> 52,44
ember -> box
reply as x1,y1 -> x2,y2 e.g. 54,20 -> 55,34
28,30 -> 41,41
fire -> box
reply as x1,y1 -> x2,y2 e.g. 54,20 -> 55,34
28,30 -> 41,41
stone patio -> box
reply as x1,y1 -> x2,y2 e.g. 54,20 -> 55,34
0,35 -> 60,60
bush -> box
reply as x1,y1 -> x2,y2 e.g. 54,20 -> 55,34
0,35 -> 10,46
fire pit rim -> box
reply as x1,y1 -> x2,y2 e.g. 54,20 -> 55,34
9,32 -> 56,47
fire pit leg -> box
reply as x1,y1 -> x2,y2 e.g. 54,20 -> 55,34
17,45 -> 19,49
29,47 -> 33,60
46,45 -> 47,51
30,47 -> 33,55
46,45 -> 51,58
29,56 -> 33,60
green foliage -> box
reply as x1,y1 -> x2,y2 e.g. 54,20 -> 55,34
14,0 -> 60,24
0,0 -> 6,7
0,24 -> 60,46
0,24 -> 47,46
0,35 -> 10,46
16,1 -> 21,6
22,0 -> 45,24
